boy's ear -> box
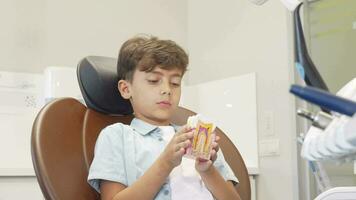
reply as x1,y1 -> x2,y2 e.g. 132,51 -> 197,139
118,80 -> 132,99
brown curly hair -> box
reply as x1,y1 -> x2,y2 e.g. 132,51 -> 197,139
117,35 -> 189,81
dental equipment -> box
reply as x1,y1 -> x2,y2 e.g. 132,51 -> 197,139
297,108 -> 333,130
292,78 -> 356,199
291,85 -> 356,117
291,78 -> 356,162
249,0 -> 356,198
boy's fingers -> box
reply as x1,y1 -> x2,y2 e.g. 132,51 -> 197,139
177,125 -> 191,135
212,141 -> 219,149
176,131 -> 194,143
215,135 -> 220,142
196,157 -> 209,163
174,148 -> 185,157
211,150 -> 217,162
211,149 -> 216,157
215,145 -> 220,153
175,140 -> 191,151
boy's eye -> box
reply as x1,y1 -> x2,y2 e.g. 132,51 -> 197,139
147,79 -> 159,84
171,82 -> 181,87
171,77 -> 181,87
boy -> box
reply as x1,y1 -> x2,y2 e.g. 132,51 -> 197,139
88,35 -> 241,200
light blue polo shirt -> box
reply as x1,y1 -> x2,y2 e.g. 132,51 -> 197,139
88,118 -> 238,199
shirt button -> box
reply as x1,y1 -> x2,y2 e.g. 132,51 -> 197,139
163,189 -> 169,195
158,137 -> 163,141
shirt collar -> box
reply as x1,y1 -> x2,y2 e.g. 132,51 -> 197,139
130,118 -> 180,136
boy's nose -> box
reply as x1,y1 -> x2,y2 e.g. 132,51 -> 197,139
160,82 -> 172,95
160,90 -> 171,95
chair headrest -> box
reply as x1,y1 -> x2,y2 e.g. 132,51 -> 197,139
77,56 -> 133,115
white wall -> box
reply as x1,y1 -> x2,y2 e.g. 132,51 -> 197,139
187,0 -> 299,199
0,0 -> 187,73
0,177 -> 44,200
0,0 -> 187,199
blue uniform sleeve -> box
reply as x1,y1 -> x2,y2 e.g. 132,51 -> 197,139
214,150 -> 239,185
87,124 -> 128,193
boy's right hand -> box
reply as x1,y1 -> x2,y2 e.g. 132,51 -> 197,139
160,125 -> 194,169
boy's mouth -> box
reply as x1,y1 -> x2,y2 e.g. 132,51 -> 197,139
157,101 -> 172,107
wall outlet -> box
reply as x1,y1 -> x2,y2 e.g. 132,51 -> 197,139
262,111 -> 275,137
259,139 -> 280,157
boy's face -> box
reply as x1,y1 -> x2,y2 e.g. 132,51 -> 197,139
119,66 -> 183,126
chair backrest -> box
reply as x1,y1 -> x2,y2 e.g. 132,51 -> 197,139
32,99 -> 251,200
32,98 -> 132,200
31,56 -> 250,200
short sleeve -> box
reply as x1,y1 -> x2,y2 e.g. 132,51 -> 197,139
214,150 -> 239,185
87,124 -> 128,193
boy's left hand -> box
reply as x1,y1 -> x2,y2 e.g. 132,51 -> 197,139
195,135 -> 220,172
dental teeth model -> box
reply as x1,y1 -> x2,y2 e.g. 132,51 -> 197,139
185,114 -> 216,160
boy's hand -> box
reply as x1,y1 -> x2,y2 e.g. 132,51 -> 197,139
159,125 -> 194,169
195,135 -> 220,172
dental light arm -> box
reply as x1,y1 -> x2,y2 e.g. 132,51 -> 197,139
293,4 -> 329,91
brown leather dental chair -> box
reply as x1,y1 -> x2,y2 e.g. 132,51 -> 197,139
31,56 -> 251,200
